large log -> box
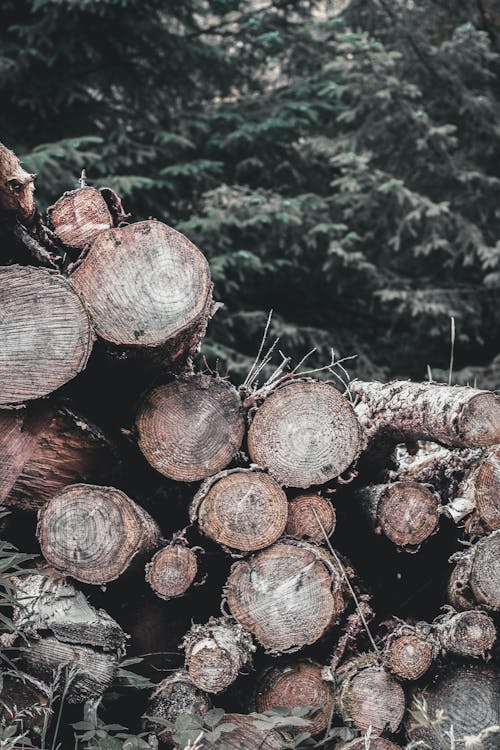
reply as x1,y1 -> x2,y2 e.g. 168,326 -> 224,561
0,265 -> 93,405
285,493 -> 336,543
247,380 -> 363,488
69,220 -> 214,364
434,609 -> 496,658
381,621 -> 437,680
448,530 -> 500,611
225,539 -> 349,654
37,484 -> 161,585
146,540 -> 200,601
0,671 -> 52,741
136,374 -> 245,482
190,468 -> 288,554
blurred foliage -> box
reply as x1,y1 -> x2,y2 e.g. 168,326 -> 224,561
2,0 -> 500,383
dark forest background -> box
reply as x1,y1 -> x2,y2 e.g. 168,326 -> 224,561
2,0 -> 500,387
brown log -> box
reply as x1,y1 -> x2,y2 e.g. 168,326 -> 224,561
146,541 -> 199,601
381,622 -> 437,680
434,609 -> 497,658
359,481 -> 440,549
190,468 -> 288,554
47,187 -> 115,251
254,660 -> 334,736
136,374 -> 245,482
0,265 -> 93,405
199,714 -> 286,750
69,220 -> 214,363
0,142 -> 36,222
333,655 -> 405,735
225,539 -> 348,654
247,380 -> 363,488
0,671 -> 52,741
37,484 -> 161,585
182,617 -> 255,694
0,401 -> 114,511
339,740 -> 402,750
448,530 -> 500,611
285,494 -> 336,543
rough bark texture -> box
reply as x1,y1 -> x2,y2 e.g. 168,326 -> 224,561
136,374 -> 245,482
190,468 -> 288,554
0,265 -> 93,405
198,713 -> 286,750
359,481 -> 440,550
0,671 -> 52,740
434,609 -> 497,658
69,220 -> 214,363
0,401 -> 114,511
146,542 -> 199,601
37,484 -> 161,584
0,142 -> 36,221
340,740 -> 401,750
182,617 -> 255,694
285,493 -> 336,543
448,530 -> 500,611
254,660 -> 334,736
225,539 -> 348,654
381,621 -> 437,680
247,380 -> 363,488
143,670 -> 211,746
47,187 -> 115,251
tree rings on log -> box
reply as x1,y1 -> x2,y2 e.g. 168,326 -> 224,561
255,660 -> 334,736
473,447 -> 500,531
0,265 -> 93,405
448,530 -> 500,611
382,624 -> 436,680
48,187 -> 114,250
143,670 -> 211,746
37,484 -> 161,584
225,539 -> 347,654
247,381 -> 362,488
191,468 -> 288,554
285,494 -> 336,542
146,543 -> 199,601
136,374 -> 244,482
436,610 -> 496,658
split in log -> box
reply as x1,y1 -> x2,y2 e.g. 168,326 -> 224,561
0,401 -> 114,511
37,484 -> 161,585
0,265 -> 93,405
254,660 -> 334,736
448,530 -> 500,611
182,617 -> 255,694
136,374 -> 245,482
359,481 -> 440,550
225,539 -> 348,654
0,671 -> 51,740
285,494 -> 336,543
69,220 -> 214,363
247,380 -> 363,488
146,541 -> 200,601
381,622 -> 437,680
190,468 -> 288,554
434,609 -> 496,658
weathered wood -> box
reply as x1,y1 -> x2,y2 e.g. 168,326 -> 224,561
0,142 -> 36,221
143,670 -> 211,746
339,740 -> 401,750
146,541 -> 199,601
200,714 -> 286,750
0,265 -> 93,405
37,484 -> 161,585
48,187 -> 115,251
434,609 -> 497,658
136,374 -> 245,482
0,671 -> 52,741
285,493 -> 336,543
381,621 -> 437,680
448,530 -> 500,611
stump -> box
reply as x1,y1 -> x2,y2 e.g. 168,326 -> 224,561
381,622 -> 437,680
146,542 -> 199,601
0,265 -> 93,405
285,494 -> 336,543
448,530 -> 500,610
247,380 -> 363,488
225,539 -> 348,654
47,187 -> 115,251
37,484 -> 161,584
190,468 -> 288,554
136,374 -> 245,482
0,671 -> 51,740
435,609 -> 497,658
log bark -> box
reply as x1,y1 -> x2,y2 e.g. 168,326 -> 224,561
0,671 -> 52,741
285,493 -> 336,543
254,660 -> 334,736
47,187 -> 120,252
225,539 -> 349,654
136,374 -> 245,482
198,713 -> 286,750
146,541 -> 200,601
381,621 -> 437,680
339,740 -> 402,750
0,401 -> 114,511
448,530 -> 500,611
190,468 -> 288,554
433,609 -> 496,658
69,220 -> 214,364
181,617 -> 255,694
37,484 -> 161,585
247,380 -> 363,488
0,265 -> 93,405
359,481 -> 440,550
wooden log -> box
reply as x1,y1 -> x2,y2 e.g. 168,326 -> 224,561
48,187 -> 116,251
359,481 -> 440,550
182,617 -> 255,694
199,714 -> 286,750
0,402 -> 114,511
0,143 -> 35,221
285,494 -> 336,543
254,660 -> 334,736
0,265 -> 93,405
381,622 -> 437,680
190,468 -> 288,554
0,671 -> 52,741
434,609 -> 497,658
69,220 -> 214,363
225,539 -> 348,654
339,740 -> 402,750
136,374 -> 245,482
247,380 -> 363,488
448,530 -> 500,611
146,540 -> 200,601
37,484 -> 161,585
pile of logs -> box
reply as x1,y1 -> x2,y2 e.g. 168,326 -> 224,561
1,142 -> 500,750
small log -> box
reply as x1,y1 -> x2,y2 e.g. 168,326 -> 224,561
254,660 -> 334,736
136,374 -> 245,482
0,142 -> 36,221
0,265 -> 93,405
381,622 -> 437,680
37,484 -> 161,585
359,481 -> 440,549
247,380 -> 363,488
225,539 -> 348,654
339,740 -> 402,750
146,541 -> 199,601
182,617 -> 255,694
0,671 -> 52,741
434,609 -> 497,658
69,220 -> 214,363
190,468 -> 288,554
200,714 -> 286,750
333,655 -> 405,735
448,530 -> 500,611
0,401 -> 114,511
47,187 -> 115,251
285,493 -> 336,542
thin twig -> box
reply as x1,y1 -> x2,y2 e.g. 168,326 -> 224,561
448,316 -> 455,386
243,310 -> 274,388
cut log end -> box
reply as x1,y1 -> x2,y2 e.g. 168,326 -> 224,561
202,714 -> 286,750
286,494 -> 336,543
146,544 -> 198,600
144,671 -> 211,746
460,392 -> 500,447
383,631 -> 435,680
48,187 -> 114,250
469,530 -> 500,610
438,610 -> 496,657
475,447 -> 500,530
366,481 -> 440,548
